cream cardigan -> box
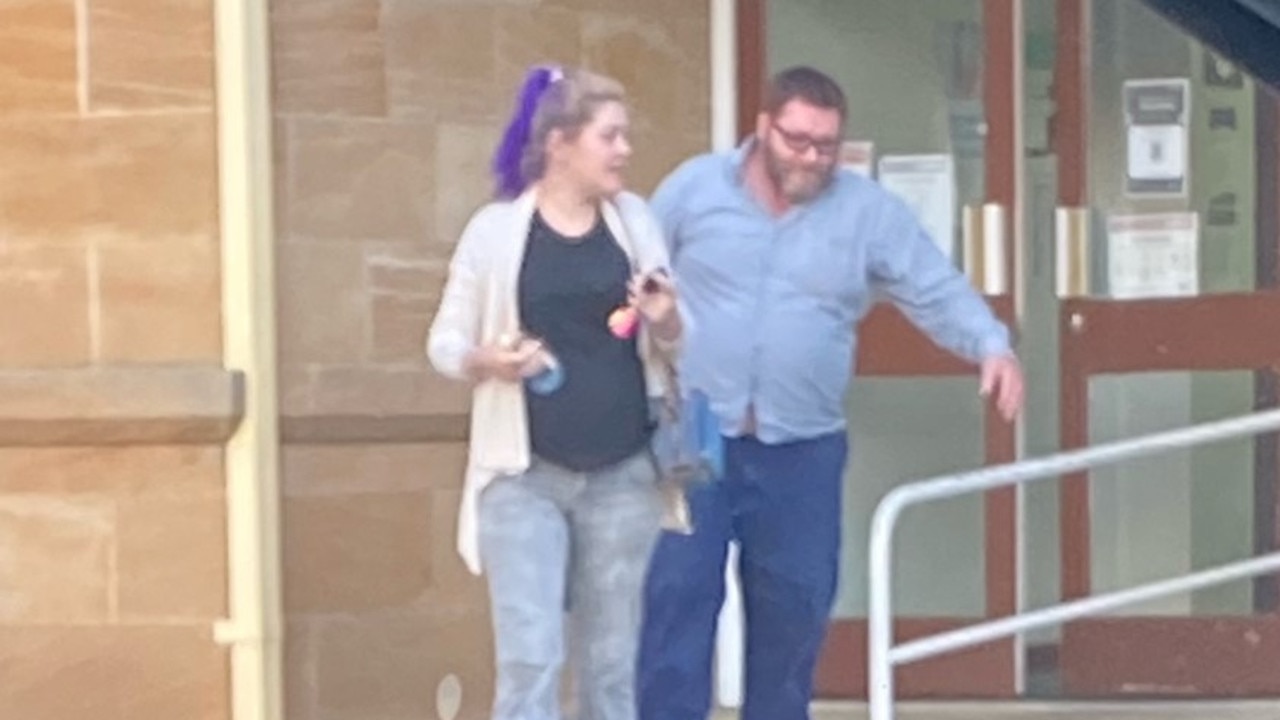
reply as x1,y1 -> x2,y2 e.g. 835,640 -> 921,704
426,188 -> 679,575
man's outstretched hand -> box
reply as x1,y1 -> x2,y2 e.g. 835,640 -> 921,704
980,354 -> 1025,422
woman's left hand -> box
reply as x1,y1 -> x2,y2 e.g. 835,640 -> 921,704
629,271 -> 680,341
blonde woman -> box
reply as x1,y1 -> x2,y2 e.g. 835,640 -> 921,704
427,65 -> 682,720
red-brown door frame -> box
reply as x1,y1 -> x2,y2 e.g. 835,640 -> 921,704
737,0 -> 1019,699
1054,0 -> 1280,697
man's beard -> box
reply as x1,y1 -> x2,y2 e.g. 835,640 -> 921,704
762,144 -> 834,203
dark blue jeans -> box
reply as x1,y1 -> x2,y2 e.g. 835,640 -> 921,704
637,432 -> 847,720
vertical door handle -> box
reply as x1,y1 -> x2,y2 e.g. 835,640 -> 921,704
962,202 -> 1008,295
1055,206 -> 1091,298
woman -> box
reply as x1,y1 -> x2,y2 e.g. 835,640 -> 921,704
426,65 -> 682,720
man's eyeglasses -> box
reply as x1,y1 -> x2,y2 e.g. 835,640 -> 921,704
771,123 -> 841,158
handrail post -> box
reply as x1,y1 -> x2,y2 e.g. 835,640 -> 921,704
868,494 -> 902,720
861,408 -> 1280,720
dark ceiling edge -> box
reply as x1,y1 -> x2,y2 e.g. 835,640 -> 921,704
1141,0 -> 1280,90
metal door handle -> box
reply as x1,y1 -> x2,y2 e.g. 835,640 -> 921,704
962,202 -> 1007,295
1055,206 -> 1091,298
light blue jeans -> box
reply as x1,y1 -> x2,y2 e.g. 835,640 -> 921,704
479,450 -> 662,720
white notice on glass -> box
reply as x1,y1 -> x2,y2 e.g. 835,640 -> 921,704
1106,212 -> 1198,299
1127,124 -> 1186,180
877,154 -> 956,260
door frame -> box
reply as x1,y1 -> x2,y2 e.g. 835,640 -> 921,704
1053,0 -> 1280,696
736,0 -> 1022,699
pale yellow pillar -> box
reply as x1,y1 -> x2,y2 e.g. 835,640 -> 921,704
212,0 -> 285,719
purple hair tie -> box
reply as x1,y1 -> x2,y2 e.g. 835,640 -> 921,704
492,65 -> 563,199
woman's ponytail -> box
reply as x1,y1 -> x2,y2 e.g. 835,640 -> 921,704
491,65 -> 562,199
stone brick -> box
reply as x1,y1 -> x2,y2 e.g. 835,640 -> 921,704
271,0 -> 385,116
278,365 -> 318,417
369,293 -> 433,365
279,414 -> 469,447
285,619 -> 318,720
88,0 -> 215,111
88,113 -> 219,242
383,1 -> 500,120
0,114 -> 217,243
0,242 -> 91,367
283,118 -> 434,242
493,5 -> 585,100
283,491 -> 432,613
0,446 -> 223,497
277,240 -> 366,367
282,443 -> 466,497
365,240 -> 448,297
0,366 -> 242,446
117,494 -> 227,620
583,13 -> 710,139
304,366 -> 470,418
546,0 -> 700,16
0,625 -> 228,720
427,487 -> 488,611
0,0 -> 78,115
0,120 -> 93,240
312,610 -> 493,720
273,116 -> 290,236
434,122 -> 500,247
0,496 -> 112,623
96,238 -> 222,363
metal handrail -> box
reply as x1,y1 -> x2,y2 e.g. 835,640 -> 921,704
868,407 -> 1280,720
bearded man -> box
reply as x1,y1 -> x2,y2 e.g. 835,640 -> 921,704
636,66 -> 1025,720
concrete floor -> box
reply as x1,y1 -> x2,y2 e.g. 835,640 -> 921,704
712,700 -> 1280,720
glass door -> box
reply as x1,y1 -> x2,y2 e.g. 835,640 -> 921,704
1020,0 -> 1280,697
741,0 -> 1022,698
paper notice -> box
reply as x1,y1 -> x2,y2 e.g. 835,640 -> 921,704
1106,212 -> 1198,299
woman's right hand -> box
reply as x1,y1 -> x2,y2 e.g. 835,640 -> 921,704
466,338 -> 547,383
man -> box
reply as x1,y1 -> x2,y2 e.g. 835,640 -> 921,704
637,66 -> 1025,720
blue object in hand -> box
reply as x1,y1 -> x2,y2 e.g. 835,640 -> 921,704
686,389 -> 724,480
651,388 -> 724,484
525,355 -> 564,395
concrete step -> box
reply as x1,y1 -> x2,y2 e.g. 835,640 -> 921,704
713,700 -> 1280,720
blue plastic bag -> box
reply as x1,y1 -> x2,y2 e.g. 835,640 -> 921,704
650,386 -> 724,534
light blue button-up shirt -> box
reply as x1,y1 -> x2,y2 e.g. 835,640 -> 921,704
650,143 -> 1012,444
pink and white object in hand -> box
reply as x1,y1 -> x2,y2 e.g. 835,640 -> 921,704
608,306 -> 639,338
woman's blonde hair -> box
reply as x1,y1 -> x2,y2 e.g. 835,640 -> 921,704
492,66 -> 626,199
